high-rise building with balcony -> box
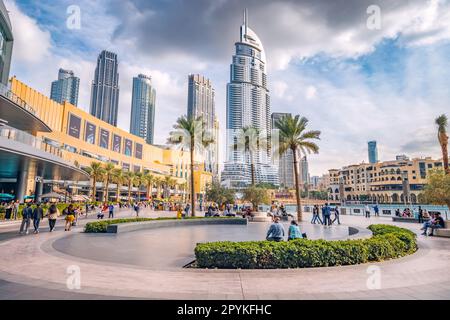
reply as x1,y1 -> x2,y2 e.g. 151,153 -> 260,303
368,140 -> 378,164
187,74 -> 218,178
221,9 -> 278,188
90,50 -> 120,126
50,69 -> 80,106
130,74 -> 156,145
0,0 -> 13,85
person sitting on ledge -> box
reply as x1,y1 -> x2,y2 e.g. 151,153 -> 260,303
288,220 -> 303,241
421,213 -> 445,236
266,216 -> 285,242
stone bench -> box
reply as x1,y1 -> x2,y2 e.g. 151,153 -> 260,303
435,221 -> 450,238
106,217 -> 247,234
392,216 -> 430,223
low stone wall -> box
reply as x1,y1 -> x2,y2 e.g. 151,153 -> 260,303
106,218 -> 248,234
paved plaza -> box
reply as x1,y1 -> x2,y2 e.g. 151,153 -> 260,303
0,209 -> 449,300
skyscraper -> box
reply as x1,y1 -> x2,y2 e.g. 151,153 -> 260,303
50,69 -> 80,106
368,141 -> 378,164
90,50 -> 120,126
272,112 -> 294,188
130,74 -> 156,145
301,156 -> 309,186
221,9 -> 278,188
187,74 -> 218,178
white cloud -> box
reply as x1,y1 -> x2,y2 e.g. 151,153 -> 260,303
6,1 -> 51,64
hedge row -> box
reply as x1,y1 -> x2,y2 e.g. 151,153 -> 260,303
194,224 -> 417,269
84,216 -> 235,233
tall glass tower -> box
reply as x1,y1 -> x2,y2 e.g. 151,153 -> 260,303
221,10 -> 278,188
187,74 -> 218,177
130,74 -> 156,145
50,69 -> 80,106
90,50 -> 120,126
368,141 -> 378,164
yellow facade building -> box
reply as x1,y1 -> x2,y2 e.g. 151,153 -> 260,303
10,77 -> 212,199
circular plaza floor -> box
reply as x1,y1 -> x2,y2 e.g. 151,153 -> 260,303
52,222 -> 351,269
0,212 -> 449,299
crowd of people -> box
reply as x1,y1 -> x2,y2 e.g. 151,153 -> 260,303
310,203 -> 340,226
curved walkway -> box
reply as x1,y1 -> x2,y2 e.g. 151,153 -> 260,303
0,213 -> 449,299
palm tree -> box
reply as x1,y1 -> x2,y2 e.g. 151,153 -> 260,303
154,177 -> 163,198
123,171 -> 136,203
103,163 -> 115,203
179,181 -> 188,203
163,175 -> 176,199
143,173 -> 155,200
236,126 -> 266,186
436,114 -> 449,174
134,172 -> 144,201
275,115 -> 321,221
111,168 -> 124,202
168,115 -> 214,217
84,162 -> 105,202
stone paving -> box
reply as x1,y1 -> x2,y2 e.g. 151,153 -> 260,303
0,210 -> 449,300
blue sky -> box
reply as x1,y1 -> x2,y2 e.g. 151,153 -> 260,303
7,0 -> 450,176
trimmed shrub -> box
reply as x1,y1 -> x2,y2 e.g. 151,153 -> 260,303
194,224 -> 417,269
84,216 -> 238,233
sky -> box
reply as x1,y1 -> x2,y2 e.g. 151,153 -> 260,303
6,0 -> 450,176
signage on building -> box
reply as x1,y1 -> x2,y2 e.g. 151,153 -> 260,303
99,128 -> 110,149
124,139 -> 133,156
113,134 -> 121,153
67,113 -> 81,139
135,143 -> 143,159
84,121 -> 96,144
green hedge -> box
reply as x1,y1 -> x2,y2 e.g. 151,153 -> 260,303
194,224 -> 417,269
84,216 -> 236,233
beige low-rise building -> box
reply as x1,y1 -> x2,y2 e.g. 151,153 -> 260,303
328,157 -> 443,204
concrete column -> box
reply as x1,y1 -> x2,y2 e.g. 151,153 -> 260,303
35,179 -> 43,202
16,169 -> 28,204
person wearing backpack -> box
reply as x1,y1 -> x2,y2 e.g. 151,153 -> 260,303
32,202 -> 44,234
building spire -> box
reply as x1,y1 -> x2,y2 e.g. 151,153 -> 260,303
243,8 -> 248,38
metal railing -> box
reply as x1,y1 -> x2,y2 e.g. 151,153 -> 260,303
0,82 -> 37,115
0,125 -> 62,158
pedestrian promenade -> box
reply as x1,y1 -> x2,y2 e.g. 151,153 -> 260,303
0,212 -> 449,299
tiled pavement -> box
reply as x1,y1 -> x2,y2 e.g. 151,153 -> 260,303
0,211 -> 449,300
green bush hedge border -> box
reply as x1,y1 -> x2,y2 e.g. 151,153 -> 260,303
84,217 -> 237,233
194,224 -> 417,269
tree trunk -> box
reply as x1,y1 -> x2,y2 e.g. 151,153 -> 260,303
441,140 -> 449,174
128,183 -> 132,203
292,147 -> 302,221
250,150 -> 256,186
116,184 -> 120,202
104,176 -> 109,203
146,183 -> 151,200
92,178 -> 96,202
190,141 -> 196,217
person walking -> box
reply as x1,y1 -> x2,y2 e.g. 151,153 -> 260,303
332,206 -> 341,225
418,206 -> 424,224
323,203 -> 332,226
64,204 -> 76,231
266,217 -> 285,242
19,203 -> 33,235
373,204 -> 380,217
184,203 -> 190,218
288,220 -> 303,240
108,203 -> 114,219
13,200 -> 19,220
32,202 -> 44,234
134,202 -> 140,217
47,204 -> 58,232
365,204 -> 371,218
311,205 -> 323,224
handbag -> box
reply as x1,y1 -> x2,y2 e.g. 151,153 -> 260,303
302,233 -> 307,239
